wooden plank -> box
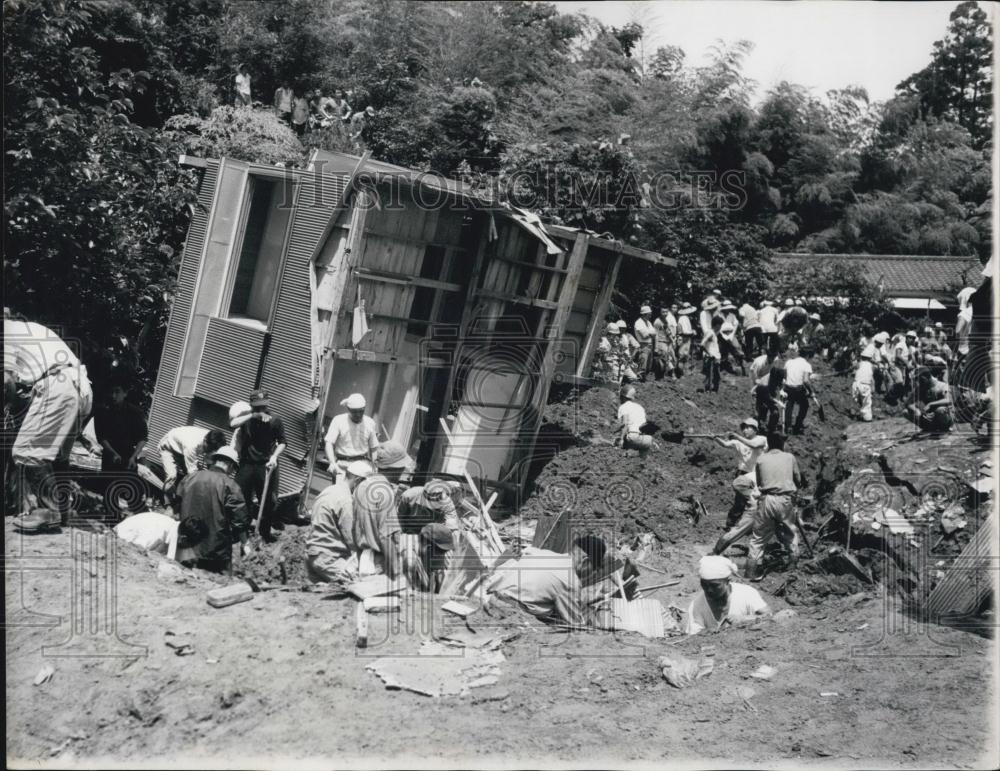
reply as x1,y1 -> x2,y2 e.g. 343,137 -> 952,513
490,254 -> 569,274
576,252 -> 623,378
475,289 -> 559,310
299,190 -> 371,514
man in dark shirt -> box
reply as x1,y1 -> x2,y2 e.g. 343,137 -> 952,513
175,446 -> 249,574
94,383 -> 147,473
232,389 -> 286,541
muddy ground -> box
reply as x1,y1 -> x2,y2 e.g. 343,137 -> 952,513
5,360 -> 997,768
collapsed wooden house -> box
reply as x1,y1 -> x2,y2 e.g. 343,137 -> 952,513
144,150 -> 674,508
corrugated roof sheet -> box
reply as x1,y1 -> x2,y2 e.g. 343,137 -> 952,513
774,252 -> 983,300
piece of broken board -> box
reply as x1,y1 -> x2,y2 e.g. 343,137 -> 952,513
347,574 -> 410,600
598,598 -> 669,638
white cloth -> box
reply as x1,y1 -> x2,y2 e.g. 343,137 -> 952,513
852,382 -> 873,422
115,512 -> 179,559
854,360 -> 874,387
684,582 -> 769,635
617,400 -> 647,434
699,555 -> 740,580
749,354 -> 774,387
654,314 -> 677,341
324,413 -> 379,458
758,306 -> 779,334
722,435 -> 768,473
955,306 -> 972,355
677,315 -> 694,336
784,357 -> 813,388
486,548 -> 586,625
235,72 -> 251,97
4,320 -> 82,385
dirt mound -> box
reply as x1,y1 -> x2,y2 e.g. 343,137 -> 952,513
236,524 -> 311,586
523,363 -> 858,555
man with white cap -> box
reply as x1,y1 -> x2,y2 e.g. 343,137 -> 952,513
323,392 -> 379,479
699,295 -> 721,344
157,425 -> 228,503
676,303 -> 697,374
617,319 -> 641,360
871,332 -> 890,394
854,347 -> 876,422
712,417 -> 768,527
616,385 -> 649,452
633,305 -> 657,379
174,446 -> 249,574
305,459 -> 373,582
684,555 -> 770,635
594,322 -> 637,383
232,389 -> 286,541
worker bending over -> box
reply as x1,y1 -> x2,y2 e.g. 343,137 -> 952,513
305,460 -> 373,582
714,417 -> 768,528
351,441 -> 412,578
157,425 -> 227,502
615,386 -> 649,452
174,447 -> 250,574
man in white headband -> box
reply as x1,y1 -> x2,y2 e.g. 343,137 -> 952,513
684,555 -> 770,635
323,392 -> 379,480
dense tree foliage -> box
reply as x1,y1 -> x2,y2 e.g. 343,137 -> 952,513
4,0 -> 992,402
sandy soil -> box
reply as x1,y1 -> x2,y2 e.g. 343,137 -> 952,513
5,362 -> 997,768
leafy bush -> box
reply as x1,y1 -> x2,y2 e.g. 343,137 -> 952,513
163,106 -> 304,166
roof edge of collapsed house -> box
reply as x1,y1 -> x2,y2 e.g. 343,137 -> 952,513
178,151 -> 675,267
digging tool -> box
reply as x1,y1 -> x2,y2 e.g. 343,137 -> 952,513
661,429 -> 725,444
809,392 -> 827,422
255,464 -> 275,538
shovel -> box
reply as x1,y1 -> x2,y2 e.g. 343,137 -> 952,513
809,393 -> 827,422
661,429 -> 724,444
255,464 -> 275,537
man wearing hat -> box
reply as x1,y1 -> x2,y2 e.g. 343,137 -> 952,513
594,322 -> 637,384
174,446 -> 250,574
684,555 -> 769,635
398,478 -> 461,535
616,385 -> 649,452
232,390 -> 286,541
617,319 -> 641,361
675,302 -> 696,375
712,418 -> 768,528
350,441 -> 412,579
871,332 -> 890,394
305,459 -> 373,582
633,305 -> 657,380
699,295 -> 721,343
323,392 -> 379,480
757,300 -> 780,356
718,301 -> 746,376
853,347 -> 876,422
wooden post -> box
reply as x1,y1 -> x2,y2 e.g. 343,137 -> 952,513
577,252 -> 623,378
299,190 -> 371,514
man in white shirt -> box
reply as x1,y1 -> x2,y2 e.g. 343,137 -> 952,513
750,351 -> 784,433
273,82 -> 294,122
739,301 -> 762,358
684,555 -> 770,635
853,348 -> 876,422
713,417 -> 768,527
324,393 -> 379,479
633,305 -> 657,380
871,331 -> 890,394
676,303 -> 697,374
234,65 -> 251,106
758,300 -> 779,356
955,287 -> 975,358
782,343 -> 813,434
158,425 -> 228,499
653,306 -> 677,378
616,386 -> 648,452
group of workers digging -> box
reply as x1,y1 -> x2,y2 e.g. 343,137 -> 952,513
593,290 -> 827,389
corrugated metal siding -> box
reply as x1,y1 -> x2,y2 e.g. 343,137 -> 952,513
144,162 -> 220,460
259,174 -> 347,495
193,317 -> 267,406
